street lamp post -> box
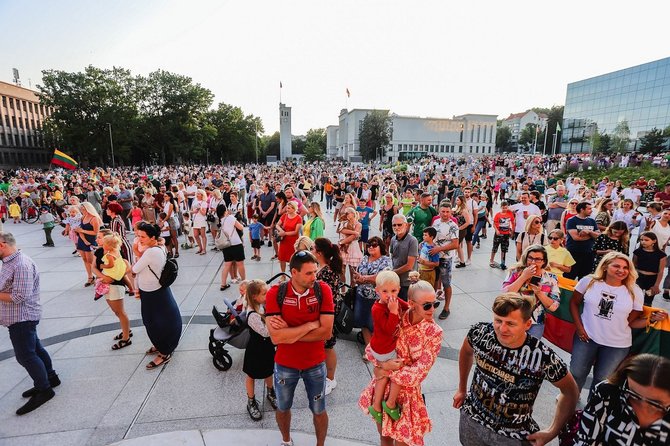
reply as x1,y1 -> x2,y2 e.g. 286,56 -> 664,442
106,123 -> 115,167
255,120 -> 258,164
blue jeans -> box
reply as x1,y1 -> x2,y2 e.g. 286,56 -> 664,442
471,218 -> 487,245
8,320 -> 55,391
325,194 -> 333,210
354,293 -> 375,332
527,323 -> 544,339
569,335 -> 629,396
274,362 -> 327,414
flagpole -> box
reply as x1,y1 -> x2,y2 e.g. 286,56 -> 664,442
542,126 -> 549,155
533,124 -> 539,154
279,81 -> 282,103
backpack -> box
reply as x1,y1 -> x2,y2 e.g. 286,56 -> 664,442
276,280 -> 323,308
148,247 -> 179,288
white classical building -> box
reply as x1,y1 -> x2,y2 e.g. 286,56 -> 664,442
327,108 -> 498,162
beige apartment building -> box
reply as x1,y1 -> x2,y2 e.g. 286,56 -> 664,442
0,80 -> 52,168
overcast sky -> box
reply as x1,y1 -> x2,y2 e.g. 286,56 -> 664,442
2,0 -> 669,135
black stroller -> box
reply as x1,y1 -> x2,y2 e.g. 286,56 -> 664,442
208,273 -> 289,371
208,299 -> 250,371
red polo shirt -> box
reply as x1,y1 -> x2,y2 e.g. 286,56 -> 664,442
265,281 -> 334,370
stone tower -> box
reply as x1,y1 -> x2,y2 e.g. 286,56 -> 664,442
279,103 -> 292,161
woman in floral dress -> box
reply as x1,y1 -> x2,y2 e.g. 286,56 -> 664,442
359,281 -> 443,446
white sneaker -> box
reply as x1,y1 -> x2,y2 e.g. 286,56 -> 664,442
279,439 -> 294,446
325,378 -> 337,395
435,290 -> 445,301
465,259 -> 472,265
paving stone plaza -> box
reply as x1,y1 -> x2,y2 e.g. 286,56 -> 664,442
2,200 -> 667,446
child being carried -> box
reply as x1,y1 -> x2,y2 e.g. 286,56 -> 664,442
94,234 -> 127,301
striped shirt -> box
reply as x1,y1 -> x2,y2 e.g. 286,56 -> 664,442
0,251 -> 41,327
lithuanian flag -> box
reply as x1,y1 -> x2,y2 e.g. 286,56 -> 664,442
51,149 -> 78,170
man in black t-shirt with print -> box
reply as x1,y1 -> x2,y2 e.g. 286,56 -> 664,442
454,292 -> 579,446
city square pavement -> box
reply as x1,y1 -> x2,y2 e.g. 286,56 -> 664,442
3,202 -> 663,446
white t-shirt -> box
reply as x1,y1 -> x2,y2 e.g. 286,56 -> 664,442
220,215 -> 242,246
575,277 -> 643,348
185,185 -> 198,198
132,246 -> 166,292
651,221 -> 670,248
509,203 -> 541,233
620,187 -> 641,203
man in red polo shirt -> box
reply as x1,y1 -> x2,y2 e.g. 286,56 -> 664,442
266,251 -> 335,446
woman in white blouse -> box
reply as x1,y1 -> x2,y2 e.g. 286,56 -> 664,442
190,189 -> 209,255
132,223 -> 183,369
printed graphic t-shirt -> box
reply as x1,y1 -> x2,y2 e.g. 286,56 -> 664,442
461,322 -> 568,440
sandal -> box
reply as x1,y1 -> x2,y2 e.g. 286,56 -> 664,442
146,346 -> 159,355
174,253 -> 179,258
220,284 -> 230,291
368,406 -> 383,424
114,330 -> 133,341
382,400 -> 401,420
112,339 -> 132,350
84,277 -> 95,287
146,353 -> 171,369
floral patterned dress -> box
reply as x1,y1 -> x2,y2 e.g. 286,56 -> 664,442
359,313 -> 443,446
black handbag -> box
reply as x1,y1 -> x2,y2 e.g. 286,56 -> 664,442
334,300 -> 354,334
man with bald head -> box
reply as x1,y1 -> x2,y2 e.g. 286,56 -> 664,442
390,214 -> 418,301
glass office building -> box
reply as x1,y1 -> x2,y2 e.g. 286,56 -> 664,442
562,56 -> 670,153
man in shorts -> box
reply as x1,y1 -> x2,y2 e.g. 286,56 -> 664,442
454,292 -> 579,445
266,251 -> 335,446
432,203 -> 459,319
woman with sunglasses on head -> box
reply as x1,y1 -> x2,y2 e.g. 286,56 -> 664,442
515,215 -> 546,262
545,229 -> 575,278
359,280 -> 443,446
591,220 -> 629,273
503,244 -> 560,339
575,354 -> 670,445
312,237 -> 344,396
353,236 -> 392,346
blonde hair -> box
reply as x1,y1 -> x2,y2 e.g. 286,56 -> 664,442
102,233 -> 122,251
408,280 -> 436,302
376,270 -> 400,287
589,251 -> 638,299
244,279 -> 268,314
523,214 -> 544,233
80,202 -> 102,223
294,235 -> 314,252
310,202 -> 324,221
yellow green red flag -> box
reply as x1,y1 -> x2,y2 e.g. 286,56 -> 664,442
51,149 -> 78,170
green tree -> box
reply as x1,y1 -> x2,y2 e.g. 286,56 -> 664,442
518,123 -> 538,149
663,125 -> 670,137
600,134 -> 612,153
611,119 -> 631,153
496,126 -> 512,152
358,110 -> 392,161
206,103 -> 263,163
137,69 -> 214,164
304,128 -> 326,161
38,66 -> 142,165
639,128 -> 666,154
589,128 -> 602,153
263,132 -> 281,158
546,105 -> 564,154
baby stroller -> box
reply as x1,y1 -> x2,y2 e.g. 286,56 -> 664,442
208,272 -> 289,371
208,299 -> 250,371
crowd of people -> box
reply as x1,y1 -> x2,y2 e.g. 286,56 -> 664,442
1,152 -> 669,445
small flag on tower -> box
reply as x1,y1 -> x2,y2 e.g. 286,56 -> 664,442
280,81 -> 283,88
51,149 -> 78,170
346,88 -> 350,98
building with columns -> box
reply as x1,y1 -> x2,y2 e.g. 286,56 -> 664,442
327,108 -> 497,162
279,103 -> 292,161
0,80 -> 52,168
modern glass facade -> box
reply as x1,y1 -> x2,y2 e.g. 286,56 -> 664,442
562,57 -> 670,153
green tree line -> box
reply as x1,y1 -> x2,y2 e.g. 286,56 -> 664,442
38,65 -> 328,165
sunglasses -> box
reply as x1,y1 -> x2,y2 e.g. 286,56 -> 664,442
367,243 -> 380,248
421,301 -> 440,311
548,236 -> 561,240
623,380 -> 670,413
392,223 -> 404,227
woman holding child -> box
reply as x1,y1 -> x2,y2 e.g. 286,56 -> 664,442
359,279 -> 443,446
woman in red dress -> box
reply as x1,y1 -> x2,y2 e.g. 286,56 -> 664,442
276,201 -> 303,276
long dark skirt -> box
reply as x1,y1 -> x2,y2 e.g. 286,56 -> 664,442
140,287 -> 182,355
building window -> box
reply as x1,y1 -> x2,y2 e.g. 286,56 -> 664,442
477,125 -> 481,142
22,101 -> 27,112
12,116 -> 17,128
21,135 -> 26,147
19,117 -> 23,129
4,115 -> 8,127
9,98 -> 14,109
0,133 -> 5,145
29,102 -> 33,113
459,146 -> 463,153
471,126 -> 474,141
490,125 -> 494,143
1,96 -> 5,107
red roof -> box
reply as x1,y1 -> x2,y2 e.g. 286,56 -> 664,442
504,112 -> 526,121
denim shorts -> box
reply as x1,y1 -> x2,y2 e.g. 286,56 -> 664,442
274,362 -> 327,414
439,257 -> 453,289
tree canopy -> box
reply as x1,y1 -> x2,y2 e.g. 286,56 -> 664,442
358,110 -> 392,161
38,65 -> 263,165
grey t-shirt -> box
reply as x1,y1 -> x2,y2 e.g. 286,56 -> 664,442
390,233 -> 419,287
117,190 -> 133,210
547,195 -> 567,221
